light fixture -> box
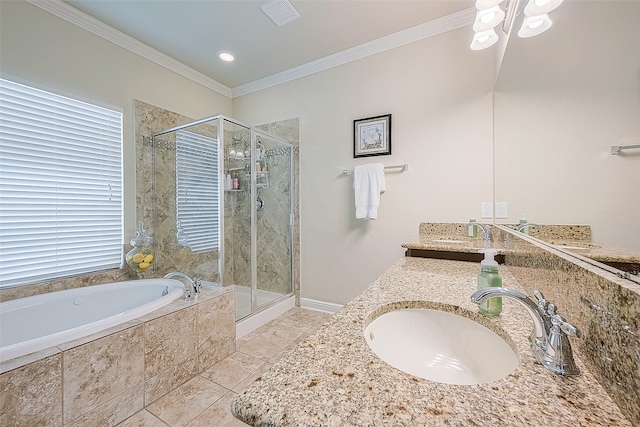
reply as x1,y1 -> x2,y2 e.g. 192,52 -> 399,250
218,51 -> 235,62
470,29 -> 499,50
524,0 -> 563,16
473,5 -> 506,32
518,14 -> 552,38
470,0 -> 563,50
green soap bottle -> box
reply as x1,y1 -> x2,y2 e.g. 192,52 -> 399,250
477,249 -> 502,315
468,215 -> 478,238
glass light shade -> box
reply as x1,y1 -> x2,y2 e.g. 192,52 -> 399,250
473,5 -> 506,32
524,0 -> 563,16
518,14 -> 552,38
475,0 -> 505,11
470,29 -> 499,50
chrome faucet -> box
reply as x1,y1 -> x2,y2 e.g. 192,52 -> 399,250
471,288 -> 581,376
516,222 -> 542,233
164,271 -> 202,300
504,223 -> 542,243
466,221 -> 492,243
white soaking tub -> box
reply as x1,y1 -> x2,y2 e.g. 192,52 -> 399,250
0,278 -> 184,362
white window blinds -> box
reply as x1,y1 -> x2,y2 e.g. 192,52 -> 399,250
0,78 -> 123,288
175,130 -> 219,253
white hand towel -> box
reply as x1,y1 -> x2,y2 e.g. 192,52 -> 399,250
353,163 -> 386,220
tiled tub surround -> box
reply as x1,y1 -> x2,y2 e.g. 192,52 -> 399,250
0,286 -> 235,427
232,257 -> 631,426
502,231 -> 640,425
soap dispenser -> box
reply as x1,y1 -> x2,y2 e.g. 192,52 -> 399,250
477,249 -> 502,315
468,214 -> 477,238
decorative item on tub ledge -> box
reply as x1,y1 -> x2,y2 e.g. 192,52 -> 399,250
125,221 -> 155,278
354,114 -> 392,158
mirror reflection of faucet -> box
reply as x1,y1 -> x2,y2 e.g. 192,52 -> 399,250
466,221 -> 492,244
516,222 -> 542,234
471,288 -> 581,376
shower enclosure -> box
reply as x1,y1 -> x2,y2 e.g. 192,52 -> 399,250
152,115 -> 294,321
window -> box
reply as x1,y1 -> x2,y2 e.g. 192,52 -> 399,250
175,130 -> 219,253
0,78 -> 123,288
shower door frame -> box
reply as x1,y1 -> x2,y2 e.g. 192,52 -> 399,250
152,115 -> 294,320
249,128 -> 295,317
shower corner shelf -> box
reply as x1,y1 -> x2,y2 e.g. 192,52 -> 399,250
257,171 -> 269,189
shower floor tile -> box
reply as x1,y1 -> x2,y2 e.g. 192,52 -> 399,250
115,307 -> 332,427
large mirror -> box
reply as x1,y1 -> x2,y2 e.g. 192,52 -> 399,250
494,0 -> 640,278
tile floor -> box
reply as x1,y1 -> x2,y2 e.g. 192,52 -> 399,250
117,307 -> 332,427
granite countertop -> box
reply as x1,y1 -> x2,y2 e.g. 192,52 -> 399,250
232,257 -> 631,426
404,222 -> 640,266
401,236 -> 507,254
542,240 -> 640,265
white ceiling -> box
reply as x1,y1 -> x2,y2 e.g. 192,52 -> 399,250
55,0 -> 474,93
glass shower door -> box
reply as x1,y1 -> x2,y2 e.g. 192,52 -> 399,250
253,131 -> 294,312
221,118 -> 253,320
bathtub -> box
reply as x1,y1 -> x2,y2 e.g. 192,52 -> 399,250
0,278 -> 184,362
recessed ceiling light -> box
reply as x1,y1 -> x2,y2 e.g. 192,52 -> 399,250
218,51 -> 234,62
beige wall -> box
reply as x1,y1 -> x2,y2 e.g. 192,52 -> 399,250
233,28 -> 495,304
2,1 -> 494,305
0,0 -> 232,240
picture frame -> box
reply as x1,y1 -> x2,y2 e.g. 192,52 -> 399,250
353,114 -> 392,158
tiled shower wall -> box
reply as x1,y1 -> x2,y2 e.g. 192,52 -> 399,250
136,101 -> 220,280
223,132 -> 296,296
137,101 -> 301,302
504,233 -> 640,425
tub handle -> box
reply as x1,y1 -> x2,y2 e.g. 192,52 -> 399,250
184,290 -> 192,301
162,286 -> 169,296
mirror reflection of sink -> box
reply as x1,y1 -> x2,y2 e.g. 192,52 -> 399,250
431,239 -> 467,244
554,244 -> 591,251
364,308 -> 518,385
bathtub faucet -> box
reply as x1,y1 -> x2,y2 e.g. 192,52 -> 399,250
164,272 -> 202,300
470,288 -> 581,376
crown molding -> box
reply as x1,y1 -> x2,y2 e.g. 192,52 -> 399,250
27,0 -> 474,99
232,7 -> 476,98
25,0 -> 233,98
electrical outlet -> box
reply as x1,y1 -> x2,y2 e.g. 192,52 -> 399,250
481,202 -> 493,218
495,202 -> 508,219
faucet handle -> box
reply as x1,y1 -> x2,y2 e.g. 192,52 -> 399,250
533,290 -> 548,311
546,303 -> 557,316
551,314 -> 581,337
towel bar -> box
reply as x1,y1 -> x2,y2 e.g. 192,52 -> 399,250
341,163 -> 408,175
611,144 -> 640,155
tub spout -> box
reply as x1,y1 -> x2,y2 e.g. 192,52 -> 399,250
164,271 -> 201,300
471,288 -> 580,376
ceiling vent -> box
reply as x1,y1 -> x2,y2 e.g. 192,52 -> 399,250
260,0 -> 301,27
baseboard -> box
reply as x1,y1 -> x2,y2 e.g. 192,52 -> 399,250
300,298 -> 343,314
236,295 -> 296,339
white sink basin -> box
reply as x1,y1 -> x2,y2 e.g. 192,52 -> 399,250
364,308 -> 518,385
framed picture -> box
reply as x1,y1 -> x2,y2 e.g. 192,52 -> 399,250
353,114 -> 392,158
